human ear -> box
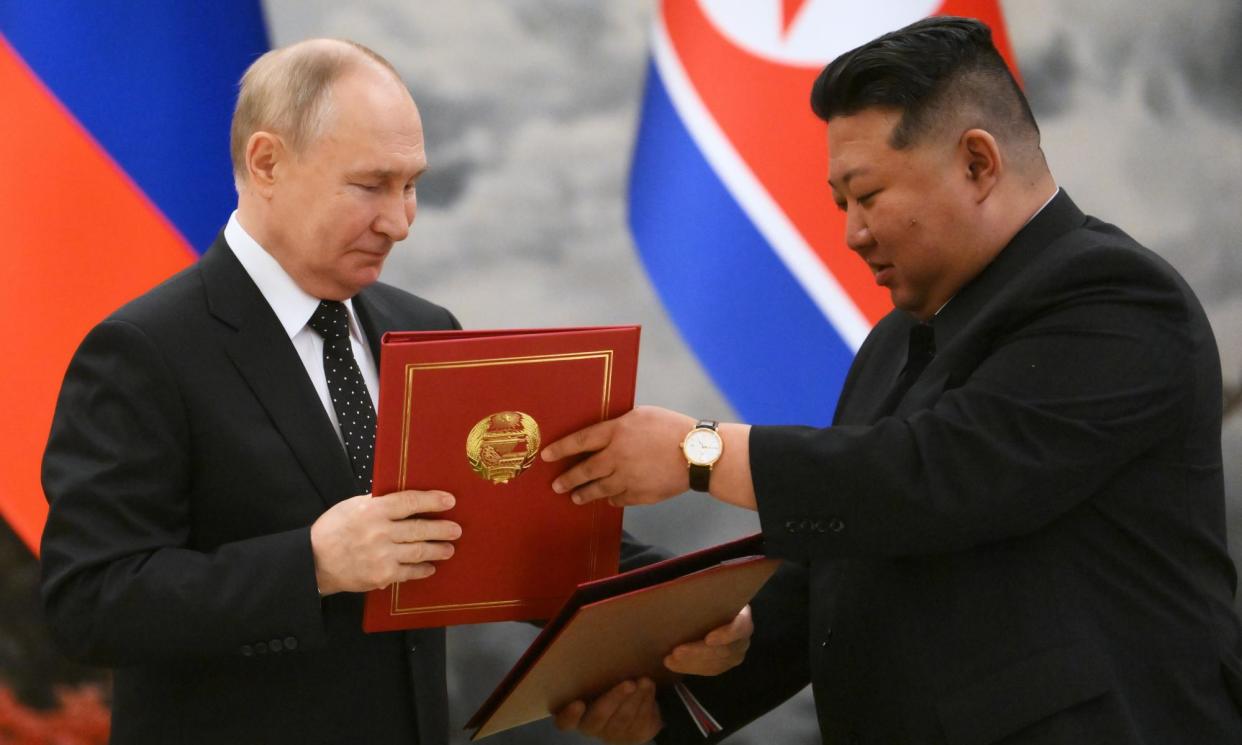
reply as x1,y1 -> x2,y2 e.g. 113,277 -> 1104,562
960,128 -> 1001,200
245,131 -> 283,197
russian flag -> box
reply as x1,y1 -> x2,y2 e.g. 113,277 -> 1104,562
0,4 -> 269,553
629,0 -> 1015,425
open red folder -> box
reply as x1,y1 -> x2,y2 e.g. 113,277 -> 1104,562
362,326 -> 639,632
466,534 -> 780,740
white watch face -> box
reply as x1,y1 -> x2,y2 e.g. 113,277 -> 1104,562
684,429 -> 723,466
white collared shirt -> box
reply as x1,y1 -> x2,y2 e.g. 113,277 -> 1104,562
224,212 -> 380,448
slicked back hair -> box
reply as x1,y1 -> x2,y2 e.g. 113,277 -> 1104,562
811,17 -> 1039,154
230,39 -> 404,185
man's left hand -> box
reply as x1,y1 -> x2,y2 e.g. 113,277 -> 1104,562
552,605 -> 754,743
554,678 -> 663,744
665,604 -> 753,676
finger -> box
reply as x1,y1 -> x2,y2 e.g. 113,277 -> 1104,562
570,475 -> 626,506
541,420 -> 614,463
395,541 -> 455,564
553,700 -> 586,731
551,456 -> 614,496
705,605 -> 754,646
664,641 -> 728,671
665,638 -> 750,675
619,679 -> 661,742
578,680 -> 636,736
601,677 -> 653,741
391,518 -> 462,544
607,491 -> 632,508
393,562 -> 436,583
380,490 -> 455,519
632,679 -> 663,738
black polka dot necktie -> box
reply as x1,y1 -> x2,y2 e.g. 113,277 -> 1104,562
308,300 -> 376,494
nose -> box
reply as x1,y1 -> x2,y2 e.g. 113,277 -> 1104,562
843,207 -> 874,254
374,190 -> 414,243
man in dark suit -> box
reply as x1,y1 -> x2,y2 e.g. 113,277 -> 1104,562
40,38 -> 733,744
39,38 -> 463,745
547,17 -> 1242,744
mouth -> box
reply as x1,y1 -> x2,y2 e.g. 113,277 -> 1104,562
868,261 -> 895,286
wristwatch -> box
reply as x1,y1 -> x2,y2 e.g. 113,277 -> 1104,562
681,420 -> 724,492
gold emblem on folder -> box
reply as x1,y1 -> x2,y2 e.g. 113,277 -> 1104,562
466,411 -> 541,484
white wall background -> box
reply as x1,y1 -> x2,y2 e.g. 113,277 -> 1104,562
261,2 -> 1242,743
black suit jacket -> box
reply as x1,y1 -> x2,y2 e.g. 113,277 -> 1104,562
660,192 -> 1242,744
42,235 -> 456,743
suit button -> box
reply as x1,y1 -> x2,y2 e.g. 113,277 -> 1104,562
785,520 -> 800,533
255,641 -> 268,654
409,644 -> 418,654
828,518 -> 845,533
812,520 -> 827,533
269,638 -> 283,652
820,628 -> 833,648
240,644 -> 253,657
284,636 -> 298,650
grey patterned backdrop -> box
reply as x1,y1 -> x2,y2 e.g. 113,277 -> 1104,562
259,2 -> 1241,743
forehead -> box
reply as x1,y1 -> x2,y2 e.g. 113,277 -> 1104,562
827,108 -> 904,183
314,68 -> 427,171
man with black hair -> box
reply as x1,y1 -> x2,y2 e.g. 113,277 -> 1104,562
549,16 -> 1242,744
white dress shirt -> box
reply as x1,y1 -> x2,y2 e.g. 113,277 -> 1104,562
224,212 -> 380,449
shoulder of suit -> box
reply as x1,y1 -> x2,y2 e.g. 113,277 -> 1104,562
1042,216 -> 1189,294
101,261 -> 209,332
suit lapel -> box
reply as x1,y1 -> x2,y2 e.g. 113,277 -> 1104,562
200,236 -> 358,507
352,288 -> 393,363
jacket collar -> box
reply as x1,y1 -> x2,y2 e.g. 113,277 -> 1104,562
931,189 -> 1087,350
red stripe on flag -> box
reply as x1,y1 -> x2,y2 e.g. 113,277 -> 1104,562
663,0 -> 1017,328
0,35 -> 195,554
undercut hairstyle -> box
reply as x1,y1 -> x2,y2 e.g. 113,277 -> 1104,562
810,17 -> 1040,154
230,39 -> 403,184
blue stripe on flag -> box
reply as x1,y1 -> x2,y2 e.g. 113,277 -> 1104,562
0,2 -> 269,253
628,61 -> 854,425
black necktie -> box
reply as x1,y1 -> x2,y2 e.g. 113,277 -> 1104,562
877,322 -> 936,417
308,300 -> 377,494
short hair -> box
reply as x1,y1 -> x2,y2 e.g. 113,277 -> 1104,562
230,39 -> 403,183
810,16 -> 1039,152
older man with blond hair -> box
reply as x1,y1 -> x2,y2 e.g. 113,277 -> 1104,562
40,37 -> 464,744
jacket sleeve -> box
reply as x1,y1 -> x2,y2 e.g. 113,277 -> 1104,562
751,245 -> 1199,562
40,319 -> 329,666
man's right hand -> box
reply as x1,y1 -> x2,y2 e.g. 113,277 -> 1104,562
310,490 -> 461,595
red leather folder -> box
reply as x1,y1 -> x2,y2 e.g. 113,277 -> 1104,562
362,326 -> 639,632
465,534 -> 780,740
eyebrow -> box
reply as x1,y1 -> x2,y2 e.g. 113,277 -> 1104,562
350,166 -> 428,181
828,166 -> 869,191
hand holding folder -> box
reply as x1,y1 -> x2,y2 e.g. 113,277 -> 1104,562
466,534 -> 779,739
552,604 -> 754,741
363,325 -> 640,631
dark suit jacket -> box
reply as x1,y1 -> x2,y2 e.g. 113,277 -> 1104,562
40,235 -> 458,743
659,192 -> 1242,744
